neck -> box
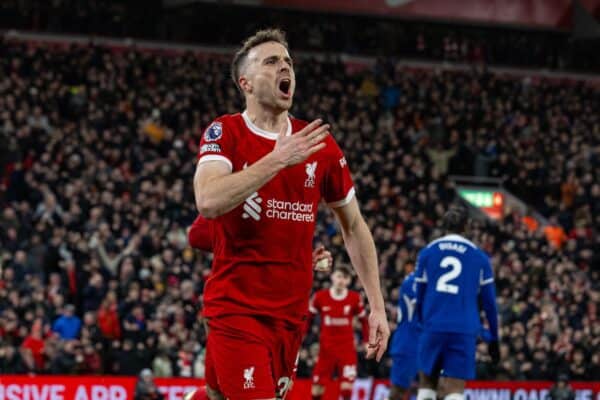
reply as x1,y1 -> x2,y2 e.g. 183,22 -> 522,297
333,287 -> 346,295
245,101 -> 288,133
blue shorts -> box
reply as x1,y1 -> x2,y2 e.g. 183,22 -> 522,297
390,353 -> 418,389
417,331 -> 476,380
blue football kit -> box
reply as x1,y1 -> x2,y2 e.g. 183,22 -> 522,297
389,272 -> 420,388
414,234 -> 499,380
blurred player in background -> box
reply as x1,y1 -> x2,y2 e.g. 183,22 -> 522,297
414,206 -> 500,400
308,265 -> 369,400
193,27 -> 388,399
387,261 -> 420,400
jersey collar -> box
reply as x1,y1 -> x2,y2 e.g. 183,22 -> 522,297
428,234 -> 477,249
241,110 -> 292,140
329,288 -> 349,301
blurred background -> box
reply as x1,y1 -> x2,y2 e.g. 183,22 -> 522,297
0,0 -> 598,399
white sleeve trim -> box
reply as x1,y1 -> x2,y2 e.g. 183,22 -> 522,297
198,155 -> 233,171
404,295 -> 416,322
479,269 -> 494,286
327,187 -> 356,208
415,271 -> 427,283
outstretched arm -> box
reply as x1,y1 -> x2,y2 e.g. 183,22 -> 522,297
480,283 -> 499,341
331,197 -> 389,361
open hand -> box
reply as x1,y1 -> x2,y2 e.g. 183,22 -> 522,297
272,119 -> 329,167
366,309 -> 390,362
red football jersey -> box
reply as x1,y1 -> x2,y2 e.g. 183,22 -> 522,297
197,112 -> 354,327
309,288 -> 367,349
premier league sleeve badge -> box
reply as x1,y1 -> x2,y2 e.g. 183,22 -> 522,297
204,122 -> 223,142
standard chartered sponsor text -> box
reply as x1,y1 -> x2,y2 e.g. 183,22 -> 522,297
265,199 -> 314,222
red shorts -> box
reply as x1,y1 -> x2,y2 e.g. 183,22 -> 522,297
312,345 -> 358,386
205,315 -> 303,400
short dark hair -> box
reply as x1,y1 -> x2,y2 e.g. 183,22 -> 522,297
231,28 -> 289,93
333,264 -> 353,278
442,205 -> 469,233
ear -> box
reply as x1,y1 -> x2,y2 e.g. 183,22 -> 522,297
239,75 -> 252,93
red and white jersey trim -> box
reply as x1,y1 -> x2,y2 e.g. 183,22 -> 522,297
327,187 -> 355,208
241,110 -> 292,140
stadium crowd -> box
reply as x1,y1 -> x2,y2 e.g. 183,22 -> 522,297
0,38 -> 598,381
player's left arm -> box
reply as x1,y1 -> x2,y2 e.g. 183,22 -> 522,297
355,293 -> 370,344
331,198 -> 389,361
413,250 -> 427,325
307,292 -> 320,334
479,258 -> 499,340
479,255 -> 500,362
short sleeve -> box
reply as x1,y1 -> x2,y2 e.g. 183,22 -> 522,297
197,119 -> 234,171
479,254 -> 494,286
414,250 -> 428,284
309,292 -> 320,314
321,138 -> 355,208
355,293 -> 367,318
402,276 -> 416,300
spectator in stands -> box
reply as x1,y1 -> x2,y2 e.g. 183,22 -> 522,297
52,305 -> 81,340
0,343 -> 27,373
81,342 -> 103,374
135,368 -> 165,400
20,318 -> 46,371
547,375 -> 575,400
152,349 -> 174,377
97,292 -> 122,340
82,273 -> 106,312
116,340 -> 148,376
48,340 -> 78,375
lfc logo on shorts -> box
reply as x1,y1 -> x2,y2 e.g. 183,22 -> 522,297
243,366 -> 255,389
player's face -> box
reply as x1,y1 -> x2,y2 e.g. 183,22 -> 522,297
242,42 -> 295,111
331,271 -> 350,290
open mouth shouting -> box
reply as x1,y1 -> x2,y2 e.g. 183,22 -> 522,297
278,78 -> 292,99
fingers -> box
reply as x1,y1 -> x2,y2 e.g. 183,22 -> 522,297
368,321 -> 378,351
313,248 -> 331,271
376,337 -> 388,361
312,245 -> 325,255
377,324 -> 390,361
298,119 -> 323,136
366,317 -> 390,362
305,142 -> 327,158
365,345 -> 377,360
305,124 -> 330,145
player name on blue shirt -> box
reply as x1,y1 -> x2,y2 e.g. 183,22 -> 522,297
414,234 -> 498,339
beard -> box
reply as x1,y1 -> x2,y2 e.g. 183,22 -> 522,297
254,81 -> 294,112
